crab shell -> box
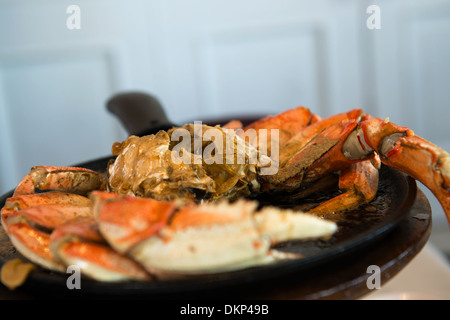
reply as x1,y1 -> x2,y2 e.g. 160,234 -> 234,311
107,124 -> 271,203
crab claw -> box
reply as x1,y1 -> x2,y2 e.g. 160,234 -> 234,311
253,205 -> 337,244
353,117 -> 450,223
13,166 -> 106,196
131,200 -> 272,276
92,192 -> 266,276
92,191 -> 337,278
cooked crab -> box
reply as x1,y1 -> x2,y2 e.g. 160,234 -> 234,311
107,106 -> 450,220
1,105 -> 449,285
1,187 -> 337,283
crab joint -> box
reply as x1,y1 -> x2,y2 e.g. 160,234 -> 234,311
379,133 -> 406,158
342,128 -> 374,160
437,154 -> 450,191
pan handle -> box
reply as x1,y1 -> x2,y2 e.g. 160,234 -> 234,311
106,92 -> 176,136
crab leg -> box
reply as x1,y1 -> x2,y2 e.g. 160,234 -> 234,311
279,109 -> 363,163
352,117 -> 450,223
91,191 -> 175,254
237,106 -> 320,155
262,119 -> 360,191
4,212 -> 92,272
1,192 -> 94,272
222,120 -> 244,130
13,166 -> 105,196
6,220 -> 65,272
4,191 -> 92,209
9,204 -> 92,230
1,192 -> 92,231
243,106 -> 320,140
308,157 -> 380,214
50,217 -> 151,281
256,112 -> 383,214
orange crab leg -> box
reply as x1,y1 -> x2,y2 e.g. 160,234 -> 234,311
1,192 -> 92,232
222,120 -> 244,130
91,191 -> 175,254
0,207 -> 16,227
263,119 -> 360,191
13,205 -> 92,230
50,217 -> 151,281
279,109 -> 363,163
50,217 -> 104,244
358,117 -> 450,223
13,166 -> 105,196
3,192 -> 92,210
260,115 -> 383,214
309,156 -> 380,214
55,241 -> 151,281
243,106 -> 318,139
6,220 -> 65,272
1,191 -> 94,272
238,106 -> 319,154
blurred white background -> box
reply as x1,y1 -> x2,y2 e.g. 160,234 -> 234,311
0,0 -> 449,257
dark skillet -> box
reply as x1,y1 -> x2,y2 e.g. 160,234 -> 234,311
0,93 -> 417,298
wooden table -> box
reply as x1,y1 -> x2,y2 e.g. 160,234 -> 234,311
0,189 -> 432,300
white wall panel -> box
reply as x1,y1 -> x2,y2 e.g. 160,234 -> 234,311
0,0 -> 161,193
158,0 -> 362,122
408,17 -> 450,143
195,25 -> 326,119
404,5 -> 450,253
374,0 -> 450,140
0,73 -> 18,193
372,0 -> 450,253
0,50 -> 122,190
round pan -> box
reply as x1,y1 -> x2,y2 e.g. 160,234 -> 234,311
0,157 -> 417,298
0,92 -> 418,297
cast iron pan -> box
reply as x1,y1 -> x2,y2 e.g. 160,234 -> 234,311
0,93 -> 418,298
